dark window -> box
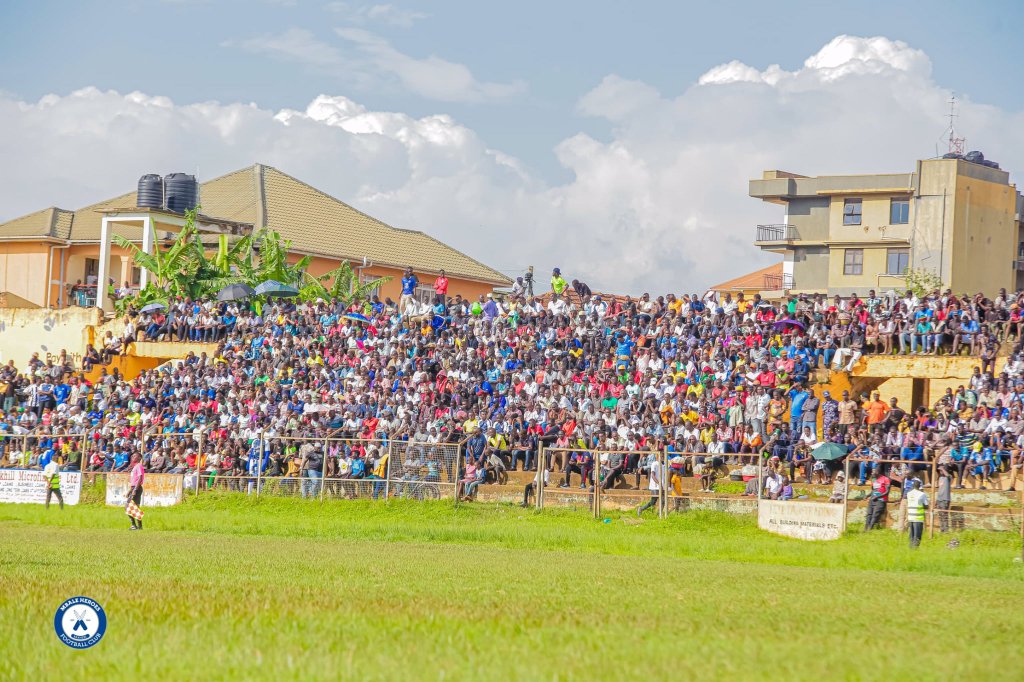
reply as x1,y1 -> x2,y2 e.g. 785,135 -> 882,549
843,198 -> 863,225
843,249 -> 863,276
890,198 -> 909,224
886,248 -> 909,275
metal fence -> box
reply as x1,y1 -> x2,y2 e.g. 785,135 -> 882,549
3,430 -> 1022,542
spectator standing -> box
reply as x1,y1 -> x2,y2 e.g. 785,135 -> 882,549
43,458 -> 63,510
905,478 -> 928,548
864,469 -> 891,531
433,270 -> 449,306
400,267 -> 418,314
550,268 -> 568,296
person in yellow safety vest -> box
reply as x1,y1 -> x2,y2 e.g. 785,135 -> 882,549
550,268 -> 568,296
43,459 -> 64,510
905,477 -> 928,548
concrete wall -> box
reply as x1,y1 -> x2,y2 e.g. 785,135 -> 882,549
0,306 -> 103,369
792,246 -> 830,292
786,197 -> 830,241
0,242 -> 51,307
949,166 -> 1017,294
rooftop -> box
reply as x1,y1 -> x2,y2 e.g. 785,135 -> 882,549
0,164 -> 511,285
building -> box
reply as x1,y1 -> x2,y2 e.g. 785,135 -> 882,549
707,262 -> 784,301
0,163 -> 511,309
749,155 -> 1023,296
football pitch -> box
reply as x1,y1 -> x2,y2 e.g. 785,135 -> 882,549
1,497 -> 1022,681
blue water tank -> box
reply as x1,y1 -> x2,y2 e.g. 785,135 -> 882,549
164,173 -> 199,214
137,174 -> 164,209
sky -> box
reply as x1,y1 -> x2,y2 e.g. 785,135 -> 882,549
2,0 -> 1024,292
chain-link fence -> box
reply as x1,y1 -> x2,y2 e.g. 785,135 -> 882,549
3,431 -> 1022,547
387,439 -> 460,501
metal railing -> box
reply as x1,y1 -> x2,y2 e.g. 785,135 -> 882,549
755,224 -> 797,243
4,431 -> 1021,541
762,272 -> 795,290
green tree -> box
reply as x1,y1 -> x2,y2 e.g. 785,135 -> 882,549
902,267 -> 943,299
298,261 -> 391,305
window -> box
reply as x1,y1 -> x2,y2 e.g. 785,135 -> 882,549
414,284 -> 435,305
886,248 -> 910,275
843,198 -> 863,225
843,249 -> 863,276
890,198 -> 909,224
84,258 -> 99,284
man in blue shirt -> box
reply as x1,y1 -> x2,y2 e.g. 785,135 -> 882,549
400,267 -> 417,315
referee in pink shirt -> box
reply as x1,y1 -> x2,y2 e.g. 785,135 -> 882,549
128,454 -> 145,531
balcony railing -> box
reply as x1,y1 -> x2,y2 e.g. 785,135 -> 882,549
755,224 -> 797,243
1015,260 -> 1024,272
763,273 -> 794,290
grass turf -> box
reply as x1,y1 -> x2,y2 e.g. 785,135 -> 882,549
1,497 -> 1022,680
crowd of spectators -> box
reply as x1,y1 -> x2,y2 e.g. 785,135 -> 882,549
2,271 -> 1023,502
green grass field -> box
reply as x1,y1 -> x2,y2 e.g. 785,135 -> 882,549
1,497 -> 1022,680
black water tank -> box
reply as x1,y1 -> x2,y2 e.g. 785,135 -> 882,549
164,173 -> 199,214
964,150 -> 985,164
137,174 -> 164,209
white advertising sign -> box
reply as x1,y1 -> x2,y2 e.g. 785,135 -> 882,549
758,499 -> 845,541
0,469 -> 82,505
105,473 -> 183,507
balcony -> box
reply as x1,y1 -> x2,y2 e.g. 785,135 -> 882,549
755,224 -> 797,244
763,273 -> 794,290
1015,259 -> 1024,272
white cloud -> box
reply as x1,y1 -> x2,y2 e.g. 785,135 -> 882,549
224,28 -> 341,66
3,36 -> 1024,294
224,26 -> 522,103
333,27 -> 527,102
325,2 -> 428,27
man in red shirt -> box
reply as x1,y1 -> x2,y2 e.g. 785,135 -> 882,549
864,468 -> 891,530
433,270 -> 449,306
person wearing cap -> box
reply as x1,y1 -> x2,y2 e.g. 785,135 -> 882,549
550,268 -> 568,296
905,477 -> 928,548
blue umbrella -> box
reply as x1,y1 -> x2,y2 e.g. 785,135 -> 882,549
139,302 -> 166,313
253,280 -> 299,297
342,312 -> 371,324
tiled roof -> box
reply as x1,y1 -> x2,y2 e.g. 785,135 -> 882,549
0,207 -> 75,240
259,166 -> 509,283
0,164 -> 510,285
709,262 -> 783,291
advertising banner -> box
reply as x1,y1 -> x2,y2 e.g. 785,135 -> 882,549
0,469 -> 82,505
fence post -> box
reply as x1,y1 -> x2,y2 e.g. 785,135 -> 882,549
255,430 -> 265,498
659,447 -> 668,519
535,444 -> 545,510
841,456 -> 851,533
383,439 -> 392,501
928,457 -> 938,539
453,442 -> 463,509
195,429 -> 205,497
320,437 -> 329,502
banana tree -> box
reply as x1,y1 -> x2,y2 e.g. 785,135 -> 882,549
113,210 -> 202,299
299,261 -> 391,306
250,227 -> 311,286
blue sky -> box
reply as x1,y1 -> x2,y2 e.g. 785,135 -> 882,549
1,1 -> 1023,291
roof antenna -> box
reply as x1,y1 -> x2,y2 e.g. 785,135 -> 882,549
945,94 -> 965,156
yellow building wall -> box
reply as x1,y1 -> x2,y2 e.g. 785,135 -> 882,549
826,245 -> 891,291
298,255 -> 497,303
827,194 -> 913,243
948,173 -> 1016,294
0,242 -> 51,307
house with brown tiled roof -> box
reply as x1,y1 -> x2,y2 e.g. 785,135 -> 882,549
0,163 -> 511,308
707,262 -> 787,300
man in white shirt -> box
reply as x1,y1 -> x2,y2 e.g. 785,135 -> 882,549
43,459 -> 63,510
